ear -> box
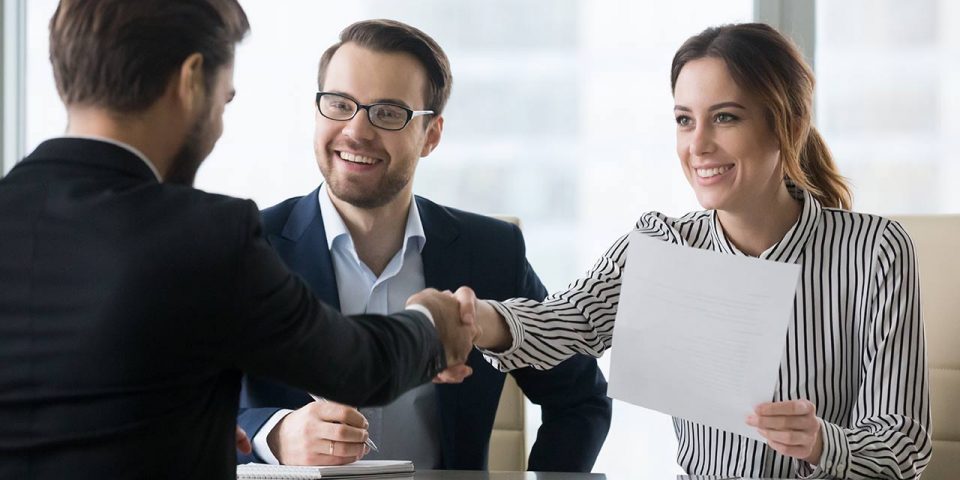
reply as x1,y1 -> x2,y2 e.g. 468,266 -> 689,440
176,53 -> 206,115
420,115 -> 444,157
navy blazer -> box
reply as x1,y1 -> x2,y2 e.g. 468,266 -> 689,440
239,189 -> 611,472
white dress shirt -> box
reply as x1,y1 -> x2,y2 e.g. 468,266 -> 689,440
484,185 -> 931,479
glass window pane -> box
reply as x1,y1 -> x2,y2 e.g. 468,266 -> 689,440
816,0 -> 960,213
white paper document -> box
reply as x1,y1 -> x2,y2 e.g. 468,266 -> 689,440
608,232 -> 801,442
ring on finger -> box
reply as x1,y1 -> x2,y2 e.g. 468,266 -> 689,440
328,440 -> 335,455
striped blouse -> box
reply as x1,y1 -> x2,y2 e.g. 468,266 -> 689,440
484,186 -> 931,479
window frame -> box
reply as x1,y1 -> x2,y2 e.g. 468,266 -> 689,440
754,0 -> 816,68
2,0 -> 26,176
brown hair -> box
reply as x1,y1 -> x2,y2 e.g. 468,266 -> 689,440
317,19 -> 452,116
670,23 -> 852,210
50,0 -> 250,113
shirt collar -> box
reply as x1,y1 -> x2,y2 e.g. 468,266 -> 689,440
58,135 -> 162,182
317,184 -> 426,254
709,180 -> 822,263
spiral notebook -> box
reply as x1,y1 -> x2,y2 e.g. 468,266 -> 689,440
236,460 -> 413,479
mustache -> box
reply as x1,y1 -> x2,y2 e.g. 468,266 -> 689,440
330,138 -> 387,157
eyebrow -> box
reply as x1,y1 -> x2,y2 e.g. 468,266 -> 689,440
327,90 -> 412,108
673,101 -> 747,112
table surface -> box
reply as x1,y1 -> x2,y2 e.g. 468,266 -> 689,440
414,472 -> 607,480
414,472 -> 794,480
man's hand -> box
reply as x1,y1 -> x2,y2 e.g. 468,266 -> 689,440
448,286 -> 513,352
407,287 -> 480,383
747,400 -> 823,465
236,426 -> 252,455
267,401 -> 370,466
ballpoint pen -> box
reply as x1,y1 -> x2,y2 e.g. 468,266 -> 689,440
309,394 -> 380,452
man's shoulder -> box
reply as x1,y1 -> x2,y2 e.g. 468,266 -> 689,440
146,186 -> 261,258
259,195 -> 307,235
159,184 -> 257,223
415,196 -> 520,240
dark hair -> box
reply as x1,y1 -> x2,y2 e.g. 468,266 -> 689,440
671,23 -> 852,210
49,0 -> 250,113
317,19 -> 452,116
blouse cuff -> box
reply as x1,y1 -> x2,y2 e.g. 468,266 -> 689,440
798,419 -> 850,479
477,300 -> 525,369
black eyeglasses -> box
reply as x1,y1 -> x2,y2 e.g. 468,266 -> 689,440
315,92 -> 434,131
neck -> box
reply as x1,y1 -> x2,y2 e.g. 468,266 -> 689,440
716,181 -> 802,257
66,107 -> 183,180
328,188 -> 413,277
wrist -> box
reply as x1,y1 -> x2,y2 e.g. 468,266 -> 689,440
252,409 -> 293,465
803,419 -> 824,465
476,300 -> 511,351
266,415 -> 287,462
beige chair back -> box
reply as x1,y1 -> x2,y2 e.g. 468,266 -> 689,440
889,215 -> 960,479
487,215 -> 527,471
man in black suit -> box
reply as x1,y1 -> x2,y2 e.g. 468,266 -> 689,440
0,2 -> 476,478
238,20 -> 611,472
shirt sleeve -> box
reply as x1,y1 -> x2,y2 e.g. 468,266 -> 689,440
251,409 -> 293,465
482,214 -> 682,371
801,220 -> 932,479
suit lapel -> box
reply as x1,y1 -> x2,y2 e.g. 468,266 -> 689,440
272,187 -> 341,310
418,197 -> 469,292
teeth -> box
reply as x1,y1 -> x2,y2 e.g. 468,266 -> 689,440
339,152 -> 378,165
696,165 -> 732,178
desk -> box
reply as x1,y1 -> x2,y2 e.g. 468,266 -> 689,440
415,472 -> 793,480
415,472 -> 606,480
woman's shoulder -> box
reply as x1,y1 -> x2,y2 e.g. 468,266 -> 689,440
820,208 -> 918,262
821,208 -> 914,242
633,209 -> 713,245
635,209 -> 711,228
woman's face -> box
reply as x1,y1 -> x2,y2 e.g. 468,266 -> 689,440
673,57 -> 783,213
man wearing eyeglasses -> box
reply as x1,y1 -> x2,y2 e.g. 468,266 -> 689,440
237,19 -> 611,472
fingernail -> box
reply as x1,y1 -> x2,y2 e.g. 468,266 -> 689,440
746,415 -> 757,425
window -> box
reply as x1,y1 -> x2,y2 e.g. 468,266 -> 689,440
1,0 -> 26,176
816,0 -> 960,213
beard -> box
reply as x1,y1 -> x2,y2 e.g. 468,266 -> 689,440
165,101 -> 215,186
320,150 -> 413,209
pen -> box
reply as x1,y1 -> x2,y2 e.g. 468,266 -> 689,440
308,393 -> 380,452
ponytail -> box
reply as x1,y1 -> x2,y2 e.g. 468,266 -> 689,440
784,127 -> 852,210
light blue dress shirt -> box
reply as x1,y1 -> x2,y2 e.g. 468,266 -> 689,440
321,185 -> 427,318
252,184 -> 443,468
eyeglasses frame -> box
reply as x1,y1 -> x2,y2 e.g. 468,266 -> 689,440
315,92 -> 435,131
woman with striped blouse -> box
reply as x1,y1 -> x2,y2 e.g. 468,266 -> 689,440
458,23 -> 931,479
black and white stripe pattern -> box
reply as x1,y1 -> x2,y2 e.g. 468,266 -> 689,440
484,186 -> 931,479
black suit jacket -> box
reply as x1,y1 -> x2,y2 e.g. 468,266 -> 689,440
239,189 -> 612,471
0,139 -> 445,479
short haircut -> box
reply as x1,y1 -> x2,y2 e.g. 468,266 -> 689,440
317,19 -> 452,115
49,0 -> 250,113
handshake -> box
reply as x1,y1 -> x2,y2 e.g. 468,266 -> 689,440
247,287 -> 516,466
406,286 -> 511,384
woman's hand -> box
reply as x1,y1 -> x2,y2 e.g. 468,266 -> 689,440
747,399 -> 823,465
